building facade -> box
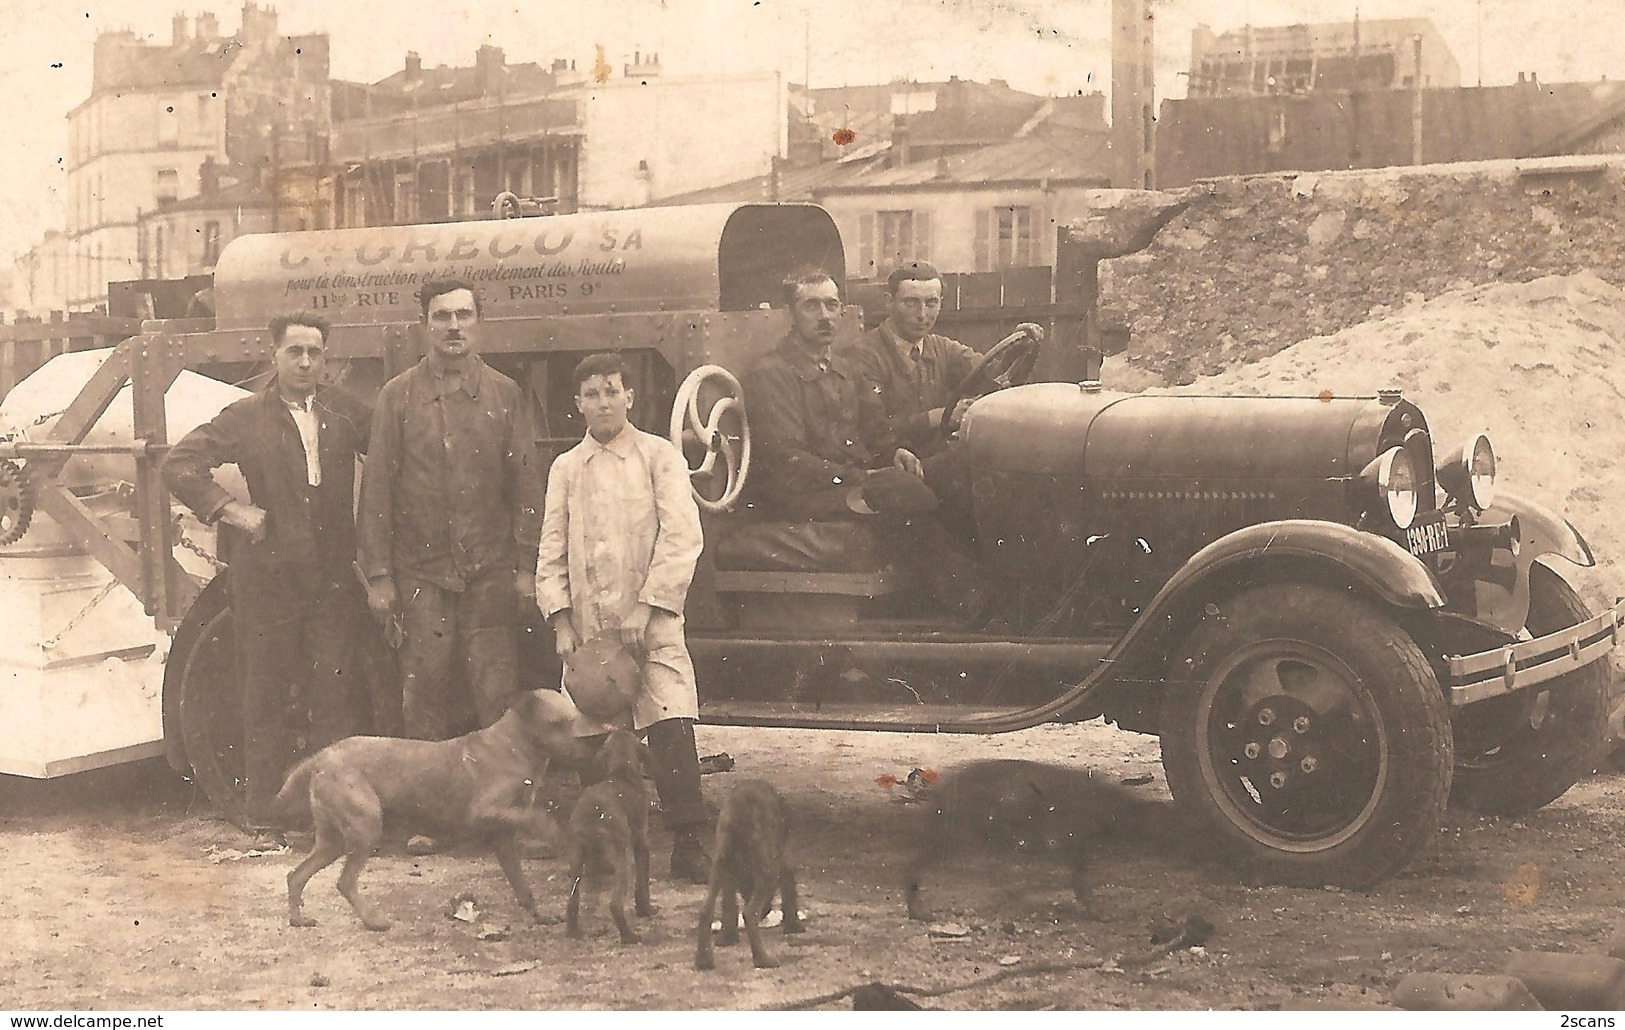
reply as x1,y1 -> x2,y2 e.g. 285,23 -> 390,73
1158,75 -> 1625,186
1187,17 -> 1461,98
327,49 -> 783,227
53,4 -> 328,313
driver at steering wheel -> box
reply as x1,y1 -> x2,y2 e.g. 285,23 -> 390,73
842,260 -> 1043,538
744,267 -> 997,628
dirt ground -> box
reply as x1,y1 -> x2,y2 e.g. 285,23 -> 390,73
5,719 -> 1625,1012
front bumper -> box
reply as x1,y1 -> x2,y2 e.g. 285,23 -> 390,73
1446,597 -> 1625,706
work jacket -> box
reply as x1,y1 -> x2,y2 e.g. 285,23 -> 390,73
358,355 -> 544,590
162,383 -> 371,573
841,319 -> 980,459
742,333 -> 881,517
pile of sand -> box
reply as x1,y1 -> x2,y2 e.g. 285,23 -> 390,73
1144,271 -> 1625,615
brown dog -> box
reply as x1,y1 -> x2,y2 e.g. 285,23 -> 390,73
902,760 -> 1157,922
562,728 -> 653,943
694,780 -> 803,971
276,688 -> 593,932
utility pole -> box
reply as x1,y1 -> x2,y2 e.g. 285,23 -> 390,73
1411,34 -> 1425,166
1111,0 -> 1155,189
1476,0 -> 1484,87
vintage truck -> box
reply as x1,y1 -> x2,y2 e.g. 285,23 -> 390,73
0,198 -> 1617,888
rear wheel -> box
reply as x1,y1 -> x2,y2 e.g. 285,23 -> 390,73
1160,584 -> 1453,888
168,572 -> 397,829
1449,562 -> 1609,815
171,575 -> 247,827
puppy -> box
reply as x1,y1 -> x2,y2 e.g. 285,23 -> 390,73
277,688 -> 593,932
694,780 -> 803,971
902,760 -> 1156,922
562,729 -> 653,944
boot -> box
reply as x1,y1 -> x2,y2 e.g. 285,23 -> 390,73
670,828 -> 714,885
644,718 -> 712,882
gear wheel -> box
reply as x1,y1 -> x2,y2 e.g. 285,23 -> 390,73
0,458 -> 34,546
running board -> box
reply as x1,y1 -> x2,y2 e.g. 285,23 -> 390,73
688,634 -> 1114,670
697,699 -> 1035,733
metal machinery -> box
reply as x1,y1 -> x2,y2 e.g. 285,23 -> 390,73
1,196 -> 1618,889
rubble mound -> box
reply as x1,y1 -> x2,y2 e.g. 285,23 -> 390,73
1160,271 -> 1625,614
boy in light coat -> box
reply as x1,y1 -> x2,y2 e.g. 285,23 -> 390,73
536,352 -> 712,881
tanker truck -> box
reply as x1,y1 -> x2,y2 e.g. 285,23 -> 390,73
1,198 -> 1618,889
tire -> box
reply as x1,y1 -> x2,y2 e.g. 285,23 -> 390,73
172,574 -> 248,828
1160,583 -> 1453,888
170,572 -> 399,828
1449,562 -> 1609,815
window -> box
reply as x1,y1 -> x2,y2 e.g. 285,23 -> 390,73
1267,109 -> 1288,152
153,226 -> 166,280
156,168 -> 179,204
454,165 -> 477,218
857,209 -> 933,276
202,220 -> 221,265
158,99 -> 179,145
975,206 -> 1035,271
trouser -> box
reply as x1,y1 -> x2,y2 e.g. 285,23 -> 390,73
231,563 -> 367,830
922,446 -> 976,544
397,567 -> 519,741
873,513 -> 988,622
576,717 -> 708,832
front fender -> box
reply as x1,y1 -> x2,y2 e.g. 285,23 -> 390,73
1070,521 -> 1443,722
1148,519 -> 1446,614
1482,489 -> 1596,568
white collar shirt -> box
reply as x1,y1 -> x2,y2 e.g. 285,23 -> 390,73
285,395 -> 322,487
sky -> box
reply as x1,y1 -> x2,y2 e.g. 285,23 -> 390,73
3,0 -> 1624,265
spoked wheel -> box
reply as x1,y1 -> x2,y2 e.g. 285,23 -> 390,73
1161,583 -> 1453,888
1450,562 -> 1609,815
669,364 -> 751,513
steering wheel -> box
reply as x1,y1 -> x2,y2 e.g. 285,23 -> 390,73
938,328 -> 1044,436
669,365 -> 751,513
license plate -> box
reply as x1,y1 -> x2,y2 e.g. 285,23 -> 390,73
1406,515 -> 1449,556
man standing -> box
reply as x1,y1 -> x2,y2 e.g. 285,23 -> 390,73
536,353 -> 712,882
163,312 -> 371,849
744,268 -> 992,625
359,277 -> 545,749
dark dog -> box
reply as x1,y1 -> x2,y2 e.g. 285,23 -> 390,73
276,688 -> 593,931
902,760 -> 1158,922
563,728 -> 653,943
694,780 -> 803,971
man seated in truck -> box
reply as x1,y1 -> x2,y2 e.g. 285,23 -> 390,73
841,259 -> 1043,540
742,267 -> 995,627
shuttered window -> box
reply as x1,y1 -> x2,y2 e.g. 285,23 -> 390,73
977,206 -> 1035,270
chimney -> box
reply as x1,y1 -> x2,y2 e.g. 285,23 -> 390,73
195,11 -> 219,40
239,2 -> 278,45
91,29 -> 141,93
892,119 -> 912,166
405,51 -> 422,85
476,44 -> 505,95
171,13 -> 190,47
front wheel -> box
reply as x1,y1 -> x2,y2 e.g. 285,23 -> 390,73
1160,584 -> 1453,888
1449,562 -> 1609,815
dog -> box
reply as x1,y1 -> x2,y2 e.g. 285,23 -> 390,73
562,728 -> 653,944
901,760 -> 1159,923
694,780 -> 803,971
276,688 -> 594,932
